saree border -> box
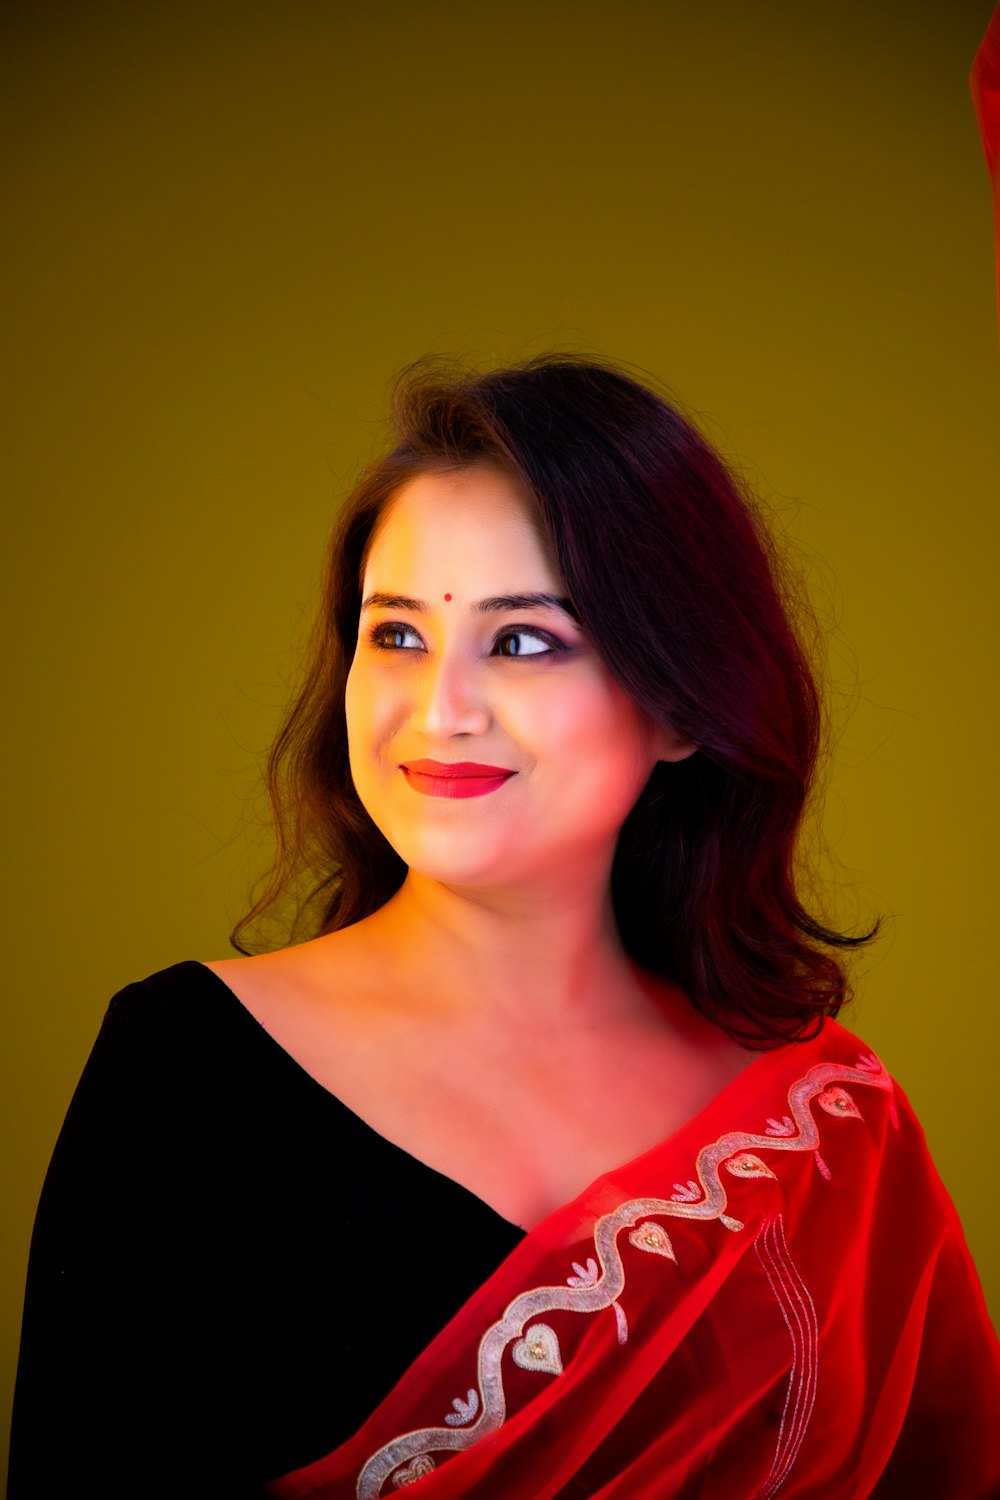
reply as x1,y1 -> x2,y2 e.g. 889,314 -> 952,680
357,1050 -> 896,1498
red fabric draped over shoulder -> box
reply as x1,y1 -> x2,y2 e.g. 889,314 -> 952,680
265,1022 -> 1000,1499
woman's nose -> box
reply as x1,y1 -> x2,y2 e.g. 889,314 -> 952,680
414,649 -> 491,739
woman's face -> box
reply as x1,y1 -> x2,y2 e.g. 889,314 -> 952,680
345,464 -> 695,893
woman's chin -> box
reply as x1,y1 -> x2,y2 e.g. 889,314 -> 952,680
400,848 -> 521,890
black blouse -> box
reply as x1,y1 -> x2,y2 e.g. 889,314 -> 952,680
9,962 -> 526,1498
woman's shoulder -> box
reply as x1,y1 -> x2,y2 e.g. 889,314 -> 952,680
41,964 -> 262,1197
98,929 -> 428,1121
62,947 -> 370,1173
804,1014 -> 922,1129
201,927 -> 387,1039
95,958 -> 280,1075
85,947 -> 366,1119
71,960 -> 263,1112
773,1011 -> 899,1085
200,930 -> 426,1111
106,957 -> 236,1022
737,1011 -> 926,1159
107,929 -> 373,1043
774,1013 -> 953,1191
83,960 -> 225,1062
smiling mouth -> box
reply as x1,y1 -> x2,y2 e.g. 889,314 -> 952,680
401,760 -> 515,777
399,761 -> 516,799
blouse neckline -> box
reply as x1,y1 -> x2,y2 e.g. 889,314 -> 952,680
178,959 -> 529,1236
182,958 -> 832,1240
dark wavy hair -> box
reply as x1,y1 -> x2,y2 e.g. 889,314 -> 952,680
234,353 -> 876,1047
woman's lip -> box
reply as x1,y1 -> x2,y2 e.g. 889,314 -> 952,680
400,760 -> 516,777
401,767 -> 514,800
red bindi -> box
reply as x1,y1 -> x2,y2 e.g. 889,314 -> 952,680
443,593 -> 452,601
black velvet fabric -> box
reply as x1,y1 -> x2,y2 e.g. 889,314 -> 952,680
9,962 -> 526,1498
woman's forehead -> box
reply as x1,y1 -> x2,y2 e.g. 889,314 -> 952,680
364,467 -> 564,591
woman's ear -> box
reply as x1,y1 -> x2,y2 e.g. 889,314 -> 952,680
653,720 -> 699,764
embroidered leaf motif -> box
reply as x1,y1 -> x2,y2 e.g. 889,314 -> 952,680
766,1115 -> 796,1136
725,1151 -> 776,1180
512,1323 -> 563,1376
856,1052 -> 882,1073
671,1179 -> 701,1202
613,1300 -> 629,1345
817,1086 -> 862,1121
443,1388 -> 480,1427
392,1454 -> 436,1487
566,1257 -> 599,1288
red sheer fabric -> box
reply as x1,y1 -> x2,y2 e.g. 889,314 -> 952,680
266,1021 -> 999,1498
972,3 -> 1000,330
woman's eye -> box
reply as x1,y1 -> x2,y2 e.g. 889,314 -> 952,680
493,630 -> 554,658
369,622 -> 424,651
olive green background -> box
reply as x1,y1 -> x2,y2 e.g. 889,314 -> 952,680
3,0 -> 998,1482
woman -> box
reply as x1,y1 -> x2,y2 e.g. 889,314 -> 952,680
10,355 -> 999,1498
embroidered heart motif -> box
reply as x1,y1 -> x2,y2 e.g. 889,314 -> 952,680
818,1086 -> 862,1120
629,1221 -> 676,1260
512,1322 -> 563,1375
392,1454 -> 435,1487
725,1151 -> 776,1180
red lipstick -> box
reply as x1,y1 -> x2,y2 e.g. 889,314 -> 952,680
400,759 -> 516,799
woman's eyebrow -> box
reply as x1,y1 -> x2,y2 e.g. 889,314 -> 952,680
361,590 -> 579,622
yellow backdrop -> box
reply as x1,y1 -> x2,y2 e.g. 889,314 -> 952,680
3,1 -> 998,1482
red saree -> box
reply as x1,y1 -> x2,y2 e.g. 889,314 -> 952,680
265,1020 -> 999,1498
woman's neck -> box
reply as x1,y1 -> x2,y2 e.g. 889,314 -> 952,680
345,869 -> 674,1036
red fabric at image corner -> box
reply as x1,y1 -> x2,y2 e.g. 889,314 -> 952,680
972,2 -> 1000,330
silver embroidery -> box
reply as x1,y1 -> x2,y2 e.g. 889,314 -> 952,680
356,1051 -> 894,1499
753,1213 -> 819,1498
566,1257 -> 599,1288
390,1455 -> 435,1488
671,1179 -> 701,1202
725,1152 -> 777,1180
512,1322 -> 562,1375
628,1221 -> 676,1260
443,1389 -> 479,1428
817,1085 -> 862,1120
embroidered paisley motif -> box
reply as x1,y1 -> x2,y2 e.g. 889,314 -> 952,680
817,1085 -> 862,1120
725,1151 -> 777,1180
628,1221 -> 676,1259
